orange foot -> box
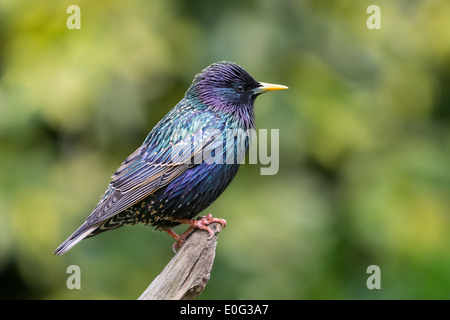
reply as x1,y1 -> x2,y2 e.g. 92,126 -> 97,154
164,214 -> 227,252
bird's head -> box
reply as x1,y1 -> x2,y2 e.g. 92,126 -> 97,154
186,61 -> 288,119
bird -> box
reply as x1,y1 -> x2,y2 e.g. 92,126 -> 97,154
54,61 -> 288,255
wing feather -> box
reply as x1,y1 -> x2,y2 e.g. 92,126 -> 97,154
81,123 -> 220,228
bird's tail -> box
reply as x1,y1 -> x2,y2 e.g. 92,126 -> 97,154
54,225 -> 97,255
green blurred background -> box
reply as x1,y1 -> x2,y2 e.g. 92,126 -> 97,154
1,0 -> 449,299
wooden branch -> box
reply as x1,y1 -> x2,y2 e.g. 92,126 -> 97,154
138,222 -> 223,300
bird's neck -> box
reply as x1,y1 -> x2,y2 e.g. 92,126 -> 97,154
234,104 -> 255,130
189,95 -> 256,131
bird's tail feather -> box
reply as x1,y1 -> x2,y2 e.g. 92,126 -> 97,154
54,225 -> 97,255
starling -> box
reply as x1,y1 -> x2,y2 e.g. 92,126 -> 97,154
54,61 -> 288,255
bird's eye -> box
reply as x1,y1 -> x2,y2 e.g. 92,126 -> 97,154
235,85 -> 245,93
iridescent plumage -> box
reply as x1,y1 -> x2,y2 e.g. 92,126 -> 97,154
54,61 -> 287,255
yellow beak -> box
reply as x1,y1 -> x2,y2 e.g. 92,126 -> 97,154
253,82 -> 289,94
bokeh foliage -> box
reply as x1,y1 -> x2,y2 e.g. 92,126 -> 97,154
0,0 -> 449,299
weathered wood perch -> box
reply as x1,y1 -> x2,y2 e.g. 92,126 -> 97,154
138,222 -> 222,300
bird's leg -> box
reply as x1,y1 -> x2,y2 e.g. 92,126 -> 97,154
169,226 -> 196,253
164,228 -> 180,241
166,214 -> 227,252
163,228 -> 186,252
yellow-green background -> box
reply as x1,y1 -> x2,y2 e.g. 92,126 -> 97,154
1,0 -> 449,299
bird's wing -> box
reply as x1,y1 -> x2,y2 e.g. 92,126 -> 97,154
81,124 -> 220,228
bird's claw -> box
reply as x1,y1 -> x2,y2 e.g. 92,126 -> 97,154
168,214 -> 227,252
195,214 -> 227,239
